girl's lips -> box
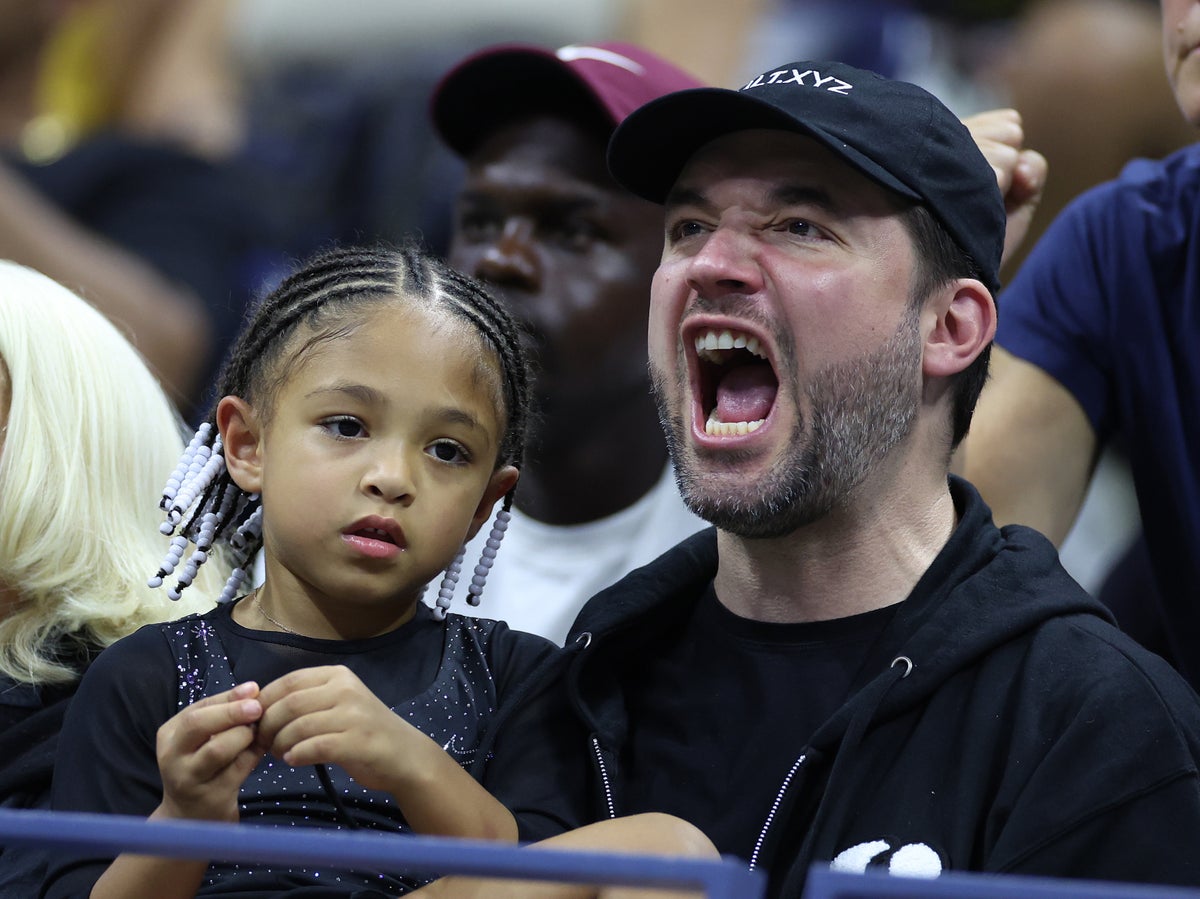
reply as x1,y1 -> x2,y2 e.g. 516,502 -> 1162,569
342,532 -> 403,560
342,517 -> 405,559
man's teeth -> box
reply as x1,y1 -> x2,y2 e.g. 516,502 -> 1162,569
694,329 -> 764,360
362,528 -> 392,541
705,409 -> 764,436
695,328 -> 768,435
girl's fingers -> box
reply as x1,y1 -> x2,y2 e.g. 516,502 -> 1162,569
159,688 -> 264,760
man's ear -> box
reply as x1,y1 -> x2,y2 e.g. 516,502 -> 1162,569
465,465 -> 520,542
216,395 -> 264,494
922,279 -> 997,378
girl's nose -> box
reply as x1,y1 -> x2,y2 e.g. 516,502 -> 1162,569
361,453 -> 415,505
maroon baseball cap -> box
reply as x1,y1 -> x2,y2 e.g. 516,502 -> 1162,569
431,41 -> 704,158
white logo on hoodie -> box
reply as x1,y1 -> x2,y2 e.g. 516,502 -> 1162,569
830,840 -> 943,877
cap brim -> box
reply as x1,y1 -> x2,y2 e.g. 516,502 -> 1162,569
607,88 -> 921,205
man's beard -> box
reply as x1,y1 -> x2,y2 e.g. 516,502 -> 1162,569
653,307 -> 922,539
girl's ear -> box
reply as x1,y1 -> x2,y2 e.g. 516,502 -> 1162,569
216,396 -> 264,494
922,279 -> 997,378
465,465 -> 520,542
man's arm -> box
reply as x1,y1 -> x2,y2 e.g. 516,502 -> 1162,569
957,346 -> 1097,544
415,814 -> 718,899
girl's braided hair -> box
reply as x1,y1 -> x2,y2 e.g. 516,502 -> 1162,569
150,243 -> 531,607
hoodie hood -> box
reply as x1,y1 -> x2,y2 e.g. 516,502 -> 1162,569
569,477 -> 1109,743
807,478 -> 1110,745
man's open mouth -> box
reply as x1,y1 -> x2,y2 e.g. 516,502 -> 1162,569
693,327 -> 779,436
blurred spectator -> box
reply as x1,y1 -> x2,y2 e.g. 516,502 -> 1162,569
0,0 -> 268,421
961,0 -> 1200,687
428,43 -> 709,643
0,261 -> 224,897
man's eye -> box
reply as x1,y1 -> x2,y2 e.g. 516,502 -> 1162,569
550,219 -> 600,251
458,211 -> 500,241
427,440 -> 468,464
668,220 -> 706,242
785,219 -> 818,237
321,417 -> 365,439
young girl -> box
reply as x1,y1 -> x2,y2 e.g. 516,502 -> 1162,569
44,244 -> 586,897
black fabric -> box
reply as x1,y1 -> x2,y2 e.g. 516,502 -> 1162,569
566,476 -> 1200,896
623,586 -> 895,861
0,641 -> 98,899
44,602 -> 582,897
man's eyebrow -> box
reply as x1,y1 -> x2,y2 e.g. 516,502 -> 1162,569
772,185 -> 837,211
663,184 -> 837,212
663,186 -> 713,212
457,188 -> 601,214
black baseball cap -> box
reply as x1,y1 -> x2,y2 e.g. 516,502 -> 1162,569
607,60 -> 1004,293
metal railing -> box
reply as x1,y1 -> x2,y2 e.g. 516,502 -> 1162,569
0,808 -> 765,897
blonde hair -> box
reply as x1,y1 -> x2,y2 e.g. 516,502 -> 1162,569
0,261 -> 223,686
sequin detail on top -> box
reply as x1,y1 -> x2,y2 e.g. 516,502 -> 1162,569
168,618 -> 235,708
161,609 -> 507,894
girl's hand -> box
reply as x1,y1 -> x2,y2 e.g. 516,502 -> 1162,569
257,665 -> 517,841
155,681 -> 265,823
254,665 -> 417,794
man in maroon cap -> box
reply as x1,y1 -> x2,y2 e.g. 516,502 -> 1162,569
429,43 -> 710,644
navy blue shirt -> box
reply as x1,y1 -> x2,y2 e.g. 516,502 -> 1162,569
996,142 -> 1200,688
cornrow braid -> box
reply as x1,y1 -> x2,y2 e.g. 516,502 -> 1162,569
151,243 -> 532,609
431,257 -> 531,467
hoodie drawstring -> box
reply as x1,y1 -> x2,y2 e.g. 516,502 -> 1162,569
805,656 -> 914,861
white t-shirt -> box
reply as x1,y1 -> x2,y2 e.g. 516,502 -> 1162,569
434,465 -> 707,645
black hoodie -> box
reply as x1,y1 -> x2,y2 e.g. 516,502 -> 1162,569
564,478 -> 1200,896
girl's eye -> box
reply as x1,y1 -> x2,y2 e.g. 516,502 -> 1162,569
427,440 -> 468,464
321,416 -> 365,439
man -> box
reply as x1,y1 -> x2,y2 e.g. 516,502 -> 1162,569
960,0 -> 1200,687
427,42 -> 1040,645
428,44 -> 709,643
563,60 -> 1200,895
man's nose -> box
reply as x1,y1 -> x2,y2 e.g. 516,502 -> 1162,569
684,227 -> 763,299
474,219 -> 541,291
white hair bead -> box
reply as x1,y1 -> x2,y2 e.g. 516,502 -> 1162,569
464,506 -> 512,606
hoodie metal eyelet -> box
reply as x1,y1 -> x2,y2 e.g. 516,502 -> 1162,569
891,655 -> 913,677
574,631 -> 593,649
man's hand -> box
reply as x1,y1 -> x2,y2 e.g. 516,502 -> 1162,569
963,108 -> 1048,267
